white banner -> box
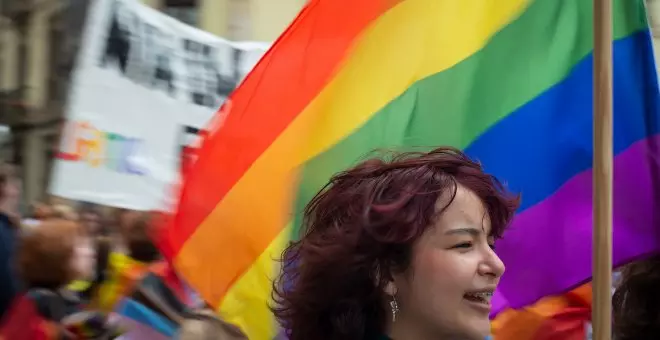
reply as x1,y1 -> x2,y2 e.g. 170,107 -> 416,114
50,0 -> 269,210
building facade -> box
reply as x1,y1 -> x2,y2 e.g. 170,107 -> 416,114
3,0 -> 660,207
146,0 -> 306,42
0,0 -> 304,206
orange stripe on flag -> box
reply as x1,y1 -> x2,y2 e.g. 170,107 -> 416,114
492,283 -> 592,340
169,0 -> 402,255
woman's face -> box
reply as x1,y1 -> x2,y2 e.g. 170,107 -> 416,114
391,186 -> 505,340
81,212 -> 101,235
71,235 -> 97,280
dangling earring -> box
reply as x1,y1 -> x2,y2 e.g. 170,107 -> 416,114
389,295 -> 399,322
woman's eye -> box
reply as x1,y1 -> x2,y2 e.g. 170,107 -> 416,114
453,242 -> 473,249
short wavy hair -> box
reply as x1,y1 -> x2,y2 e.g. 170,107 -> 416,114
124,212 -> 161,263
17,219 -> 81,289
272,147 -> 520,340
613,255 -> 660,339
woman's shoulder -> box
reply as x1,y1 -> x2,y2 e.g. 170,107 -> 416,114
27,288 -> 80,321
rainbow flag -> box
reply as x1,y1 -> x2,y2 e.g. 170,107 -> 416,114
114,298 -> 176,338
112,308 -> 171,340
163,0 -> 660,338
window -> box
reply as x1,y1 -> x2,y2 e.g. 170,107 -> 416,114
164,0 -> 198,27
228,0 -> 251,41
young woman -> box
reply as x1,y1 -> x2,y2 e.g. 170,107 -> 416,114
272,147 -> 519,340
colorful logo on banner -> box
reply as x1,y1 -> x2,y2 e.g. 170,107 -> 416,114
57,121 -> 147,175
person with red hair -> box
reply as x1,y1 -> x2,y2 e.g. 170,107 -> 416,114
272,147 -> 520,340
1,219 -> 117,339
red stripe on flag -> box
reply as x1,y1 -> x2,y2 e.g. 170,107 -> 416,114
169,0 -> 402,255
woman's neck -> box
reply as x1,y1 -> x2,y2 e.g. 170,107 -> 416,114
385,318 -> 461,340
386,320 -> 435,340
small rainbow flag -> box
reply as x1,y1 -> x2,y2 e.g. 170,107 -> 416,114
82,252 -> 187,313
492,283 -> 592,340
70,252 -> 189,337
163,0 -> 660,338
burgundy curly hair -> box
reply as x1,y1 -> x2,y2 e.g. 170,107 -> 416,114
272,147 -> 520,340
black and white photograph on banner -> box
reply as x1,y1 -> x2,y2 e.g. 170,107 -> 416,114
50,0 -> 269,210
182,38 -> 238,108
100,0 -> 177,97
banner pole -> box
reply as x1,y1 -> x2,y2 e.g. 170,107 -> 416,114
592,0 -> 613,339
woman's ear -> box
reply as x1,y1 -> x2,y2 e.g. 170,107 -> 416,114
384,280 -> 397,296
373,262 -> 398,296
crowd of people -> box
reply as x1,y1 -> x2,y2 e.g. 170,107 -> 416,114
0,165 -> 248,339
0,147 -> 657,339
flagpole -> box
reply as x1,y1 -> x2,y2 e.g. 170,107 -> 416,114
592,0 -> 613,339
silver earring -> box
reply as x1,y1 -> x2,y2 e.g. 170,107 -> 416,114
389,296 -> 399,322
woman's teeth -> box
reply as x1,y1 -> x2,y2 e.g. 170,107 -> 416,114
464,292 -> 493,303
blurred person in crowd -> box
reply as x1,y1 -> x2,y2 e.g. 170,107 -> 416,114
177,308 -> 248,340
612,255 -> 660,339
110,208 -> 138,254
121,211 -> 195,306
68,204 -> 115,295
272,148 -> 519,340
50,204 -> 79,222
31,201 -> 51,219
79,202 -> 104,236
15,219 -> 110,317
17,219 -> 87,319
123,212 -> 161,263
21,202 -> 47,229
0,164 -> 21,319
91,211 -> 168,312
8,218 -> 116,338
25,202 -> 78,223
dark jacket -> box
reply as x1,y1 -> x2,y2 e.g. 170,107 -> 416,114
0,214 -> 18,318
26,288 -> 122,339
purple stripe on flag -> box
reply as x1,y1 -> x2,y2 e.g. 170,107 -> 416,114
492,134 -> 660,315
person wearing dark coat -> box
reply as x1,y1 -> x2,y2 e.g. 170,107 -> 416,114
0,165 -> 21,319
